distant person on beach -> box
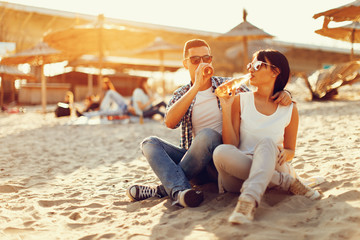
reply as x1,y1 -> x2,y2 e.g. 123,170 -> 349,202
213,49 -> 321,224
126,39 -> 292,208
131,80 -> 166,119
79,77 -> 128,118
75,94 -> 101,117
55,91 -> 74,117
82,95 -> 100,113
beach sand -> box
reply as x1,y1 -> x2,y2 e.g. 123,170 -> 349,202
1,79 -> 360,240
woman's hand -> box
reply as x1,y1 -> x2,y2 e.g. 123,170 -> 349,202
277,147 -> 295,166
216,88 -> 236,109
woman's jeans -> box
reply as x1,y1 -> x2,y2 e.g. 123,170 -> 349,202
213,138 -> 296,205
83,90 -> 127,118
141,128 -> 222,200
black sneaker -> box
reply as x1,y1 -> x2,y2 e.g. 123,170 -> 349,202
177,189 -> 204,208
126,185 -> 166,201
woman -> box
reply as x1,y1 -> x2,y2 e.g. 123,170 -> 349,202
131,80 -> 166,119
81,77 -> 128,118
213,49 -> 321,224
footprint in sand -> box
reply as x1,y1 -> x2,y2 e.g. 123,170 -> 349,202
38,199 -> 82,207
0,185 -> 23,193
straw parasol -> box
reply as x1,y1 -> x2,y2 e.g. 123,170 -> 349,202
313,0 -> 360,22
43,14 -> 156,93
225,39 -> 288,60
68,55 -> 182,72
216,9 -> 273,72
134,37 -> 182,95
67,54 -> 182,95
1,42 -> 74,113
315,22 -> 360,60
0,65 -> 34,109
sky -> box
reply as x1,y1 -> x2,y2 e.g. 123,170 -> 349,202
7,0 -> 357,50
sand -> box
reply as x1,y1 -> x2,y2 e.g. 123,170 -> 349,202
1,79 -> 360,240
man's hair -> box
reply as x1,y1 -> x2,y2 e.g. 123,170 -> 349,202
183,39 -> 210,58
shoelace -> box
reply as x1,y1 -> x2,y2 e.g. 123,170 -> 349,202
138,186 -> 157,200
289,179 -> 322,200
291,179 -> 317,196
234,199 -> 254,216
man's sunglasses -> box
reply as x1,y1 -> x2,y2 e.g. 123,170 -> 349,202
247,61 -> 277,71
185,55 -> 213,65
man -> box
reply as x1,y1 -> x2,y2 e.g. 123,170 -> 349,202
126,39 -> 292,207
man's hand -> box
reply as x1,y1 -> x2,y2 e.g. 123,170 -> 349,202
272,90 -> 292,106
193,63 -> 212,90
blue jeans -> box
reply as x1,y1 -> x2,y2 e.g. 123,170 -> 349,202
141,128 -> 222,200
83,90 -> 127,118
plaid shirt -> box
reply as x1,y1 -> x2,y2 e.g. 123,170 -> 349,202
166,76 -> 250,150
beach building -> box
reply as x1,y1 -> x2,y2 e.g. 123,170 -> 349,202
0,1 -> 358,104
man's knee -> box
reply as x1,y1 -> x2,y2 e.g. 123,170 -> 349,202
140,136 -> 160,153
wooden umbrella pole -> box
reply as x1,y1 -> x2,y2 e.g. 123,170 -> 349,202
242,36 -> 249,73
160,51 -> 165,96
351,28 -> 355,61
0,75 -> 3,109
98,14 -> 104,94
98,52 -> 103,94
40,65 -> 47,113
88,74 -> 93,96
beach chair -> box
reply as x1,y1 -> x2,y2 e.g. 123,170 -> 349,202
302,61 -> 360,100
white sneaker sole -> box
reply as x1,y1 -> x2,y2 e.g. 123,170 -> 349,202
228,211 -> 252,224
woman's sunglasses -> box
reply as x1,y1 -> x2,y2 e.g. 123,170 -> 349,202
247,61 -> 277,71
186,55 -> 213,65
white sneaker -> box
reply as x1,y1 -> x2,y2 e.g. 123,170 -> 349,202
228,196 -> 256,224
289,178 -> 322,200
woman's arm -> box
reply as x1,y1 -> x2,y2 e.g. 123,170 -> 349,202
220,95 -> 240,147
278,103 -> 299,165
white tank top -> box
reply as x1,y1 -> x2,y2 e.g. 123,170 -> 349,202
239,92 -> 293,155
192,87 -> 222,136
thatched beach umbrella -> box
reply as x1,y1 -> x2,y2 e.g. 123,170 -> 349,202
0,65 -> 34,109
67,54 -> 182,95
313,0 -> 360,22
315,22 -> 360,60
68,55 -> 182,72
44,14 -> 155,93
134,37 -> 182,94
216,9 -> 273,72
1,42 -> 74,113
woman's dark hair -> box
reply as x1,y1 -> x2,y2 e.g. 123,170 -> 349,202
253,49 -> 290,95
